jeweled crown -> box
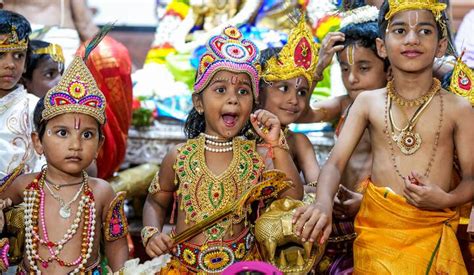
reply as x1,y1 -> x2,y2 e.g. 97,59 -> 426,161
33,43 -> 65,64
261,14 -> 319,88
385,0 -> 447,21
0,26 -> 28,52
42,55 -> 106,124
194,26 -> 260,98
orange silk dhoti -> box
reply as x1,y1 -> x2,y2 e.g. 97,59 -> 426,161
354,180 -> 467,274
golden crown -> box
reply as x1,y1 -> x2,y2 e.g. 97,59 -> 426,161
385,0 -> 447,21
33,43 -> 65,64
0,26 -> 28,52
261,14 -> 319,88
42,56 -> 106,124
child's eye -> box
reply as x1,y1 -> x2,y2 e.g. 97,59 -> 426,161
56,129 -> 68,137
341,66 -> 349,73
44,72 -> 54,78
215,87 -> 226,94
393,28 -> 406,35
82,131 -> 95,139
419,29 -> 432,35
13,52 -> 25,59
360,66 -> 370,72
238,88 -> 249,95
297,90 -> 308,97
278,85 -> 289,92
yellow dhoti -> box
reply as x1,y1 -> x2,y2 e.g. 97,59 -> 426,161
354,180 -> 467,274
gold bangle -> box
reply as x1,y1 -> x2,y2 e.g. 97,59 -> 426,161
271,129 -> 289,151
307,180 -> 318,187
141,226 -> 160,248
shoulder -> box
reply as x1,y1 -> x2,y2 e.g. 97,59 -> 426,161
13,172 -> 39,190
88,177 -> 115,204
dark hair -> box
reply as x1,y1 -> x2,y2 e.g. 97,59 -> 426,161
33,97 -> 104,141
0,10 -> 32,63
336,20 -> 390,71
23,40 -> 64,81
378,0 -> 445,41
184,94 -> 256,139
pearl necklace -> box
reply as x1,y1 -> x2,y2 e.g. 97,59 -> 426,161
202,133 -> 233,153
24,170 -> 96,274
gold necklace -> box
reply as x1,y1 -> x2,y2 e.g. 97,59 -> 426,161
388,78 -> 441,107
387,78 -> 440,155
384,88 -> 444,181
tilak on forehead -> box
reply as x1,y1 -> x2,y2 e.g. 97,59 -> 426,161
385,0 -> 447,36
261,14 -> 319,88
194,26 -> 260,99
347,44 -> 355,66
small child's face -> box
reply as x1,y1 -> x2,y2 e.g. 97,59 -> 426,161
379,10 -> 447,74
0,50 -> 27,96
261,76 -> 310,126
339,44 -> 387,100
193,70 -> 254,139
33,113 -> 102,175
24,58 -> 63,98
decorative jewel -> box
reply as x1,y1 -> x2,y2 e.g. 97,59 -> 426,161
148,172 -> 161,195
59,205 -> 71,219
0,238 -> 9,272
104,191 -> 128,241
0,26 -> 28,52
449,50 -> 474,106
141,226 -> 160,248
388,78 -> 441,107
261,14 -> 319,88
194,26 -> 260,99
395,131 -> 422,155
174,136 -> 264,241
32,43 -> 65,64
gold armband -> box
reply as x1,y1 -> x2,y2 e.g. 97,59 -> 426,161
307,180 -> 318,188
271,129 -> 289,151
141,226 -> 160,248
103,192 -> 129,241
148,172 -> 161,194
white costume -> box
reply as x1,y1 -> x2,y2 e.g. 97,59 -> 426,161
0,85 -> 44,186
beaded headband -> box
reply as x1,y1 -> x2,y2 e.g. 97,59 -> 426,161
261,14 -> 319,88
449,52 -> 474,106
194,26 -> 260,99
340,5 -> 379,28
41,25 -> 113,125
0,26 -> 28,52
33,43 -> 65,64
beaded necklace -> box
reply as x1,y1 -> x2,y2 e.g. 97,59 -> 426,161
24,169 -> 96,274
174,135 -> 264,241
384,87 -> 444,181
387,78 -> 441,107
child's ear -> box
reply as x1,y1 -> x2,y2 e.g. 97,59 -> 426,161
192,94 -> 204,114
376,38 -> 388,59
31,131 -> 44,155
435,37 -> 448,58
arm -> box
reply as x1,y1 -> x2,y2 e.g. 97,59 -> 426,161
292,92 -> 371,243
142,147 -> 178,257
100,183 -> 128,272
70,0 -> 99,42
294,133 -> 320,183
297,96 -> 344,123
251,110 -> 304,200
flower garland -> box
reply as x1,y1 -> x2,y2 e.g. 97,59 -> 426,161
24,170 -> 96,274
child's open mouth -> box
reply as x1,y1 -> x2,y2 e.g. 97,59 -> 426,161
222,113 -> 238,128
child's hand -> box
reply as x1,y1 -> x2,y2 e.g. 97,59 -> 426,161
145,232 -> 174,258
334,185 -> 362,218
250,109 -> 281,145
0,199 -> 12,233
292,202 -> 332,244
316,32 -> 345,77
403,171 -> 450,210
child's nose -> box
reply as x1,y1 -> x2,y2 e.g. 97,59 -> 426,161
226,93 -> 238,105
69,136 -> 82,150
404,30 -> 420,45
348,72 -> 358,84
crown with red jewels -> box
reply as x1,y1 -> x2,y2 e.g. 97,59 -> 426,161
449,52 -> 474,106
194,26 -> 260,99
261,14 -> 319,88
0,26 -> 28,52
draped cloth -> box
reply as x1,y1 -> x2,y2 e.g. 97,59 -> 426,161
354,180 -> 467,275
77,36 -> 133,179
